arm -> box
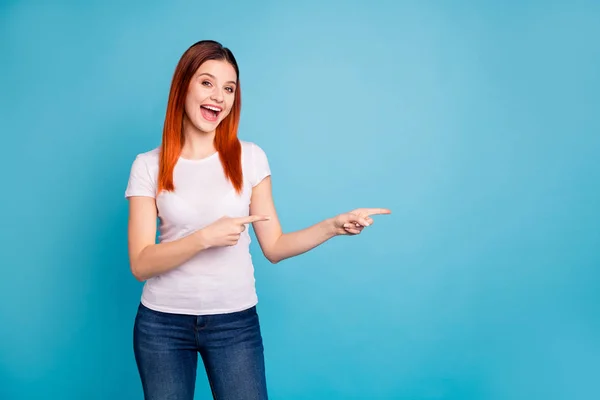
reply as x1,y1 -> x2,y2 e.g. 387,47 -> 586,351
127,196 -> 270,281
249,177 -> 335,264
127,196 -> 208,281
250,176 -> 391,264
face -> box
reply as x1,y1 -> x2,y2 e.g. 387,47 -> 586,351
183,59 -> 238,134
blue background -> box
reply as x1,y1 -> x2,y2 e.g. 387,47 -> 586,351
1,1 -> 599,399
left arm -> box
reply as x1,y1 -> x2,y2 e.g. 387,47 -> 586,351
250,176 -> 390,264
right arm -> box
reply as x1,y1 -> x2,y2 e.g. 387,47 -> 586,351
127,196 -> 207,281
127,196 -> 271,282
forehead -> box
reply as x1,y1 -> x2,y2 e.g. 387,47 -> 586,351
195,59 -> 237,82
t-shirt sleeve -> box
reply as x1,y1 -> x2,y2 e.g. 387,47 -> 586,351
125,154 -> 156,198
251,142 -> 271,187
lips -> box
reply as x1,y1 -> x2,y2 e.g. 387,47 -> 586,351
200,104 -> 222,122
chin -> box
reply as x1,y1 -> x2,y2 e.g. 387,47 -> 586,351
193,119 -> 221,134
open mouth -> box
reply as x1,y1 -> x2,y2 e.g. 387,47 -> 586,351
200,105 -> 222,122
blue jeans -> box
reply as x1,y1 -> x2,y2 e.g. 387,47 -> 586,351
133,303 -> 268,400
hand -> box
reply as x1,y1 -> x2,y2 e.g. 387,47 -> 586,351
332,208 -> 391,236
200,215 -> 271,248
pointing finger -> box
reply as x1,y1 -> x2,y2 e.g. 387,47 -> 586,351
236,215 -> 271,225
364,208 -> 392,216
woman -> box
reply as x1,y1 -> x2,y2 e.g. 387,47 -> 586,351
125,39 -> 390,400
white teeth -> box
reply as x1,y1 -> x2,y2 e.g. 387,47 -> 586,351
203,106 -> 221,112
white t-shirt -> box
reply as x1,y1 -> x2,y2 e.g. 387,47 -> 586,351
124,140 -> 271,316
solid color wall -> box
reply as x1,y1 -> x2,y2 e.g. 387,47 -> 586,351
1,1 -> 598,399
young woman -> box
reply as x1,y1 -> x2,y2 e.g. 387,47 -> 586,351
125,40 -> 391,400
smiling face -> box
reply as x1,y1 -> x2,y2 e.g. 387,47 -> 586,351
183,59 -> 238,135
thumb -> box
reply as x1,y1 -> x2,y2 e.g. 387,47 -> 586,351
236,215 -> 271,225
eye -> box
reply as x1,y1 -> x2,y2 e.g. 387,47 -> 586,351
201,80 -> 212,87
225,86 -> 235,93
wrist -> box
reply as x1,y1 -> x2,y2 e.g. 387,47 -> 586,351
324,217 -> 339,237
194,229 -> 212,250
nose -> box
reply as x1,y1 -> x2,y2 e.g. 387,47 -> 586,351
210,87 -> 224,103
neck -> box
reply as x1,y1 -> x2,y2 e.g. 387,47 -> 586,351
181,119 -> 217,160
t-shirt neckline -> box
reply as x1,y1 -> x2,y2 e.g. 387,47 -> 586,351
178,151 -> 219,163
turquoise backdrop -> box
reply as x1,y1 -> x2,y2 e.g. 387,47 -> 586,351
1,1 -> 598,399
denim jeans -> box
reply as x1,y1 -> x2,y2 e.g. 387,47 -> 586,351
133,303 -> 268,400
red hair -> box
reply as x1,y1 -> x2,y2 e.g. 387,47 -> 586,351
158,40 -> 243,194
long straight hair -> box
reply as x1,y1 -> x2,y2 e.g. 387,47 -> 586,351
158,40 -> 243,194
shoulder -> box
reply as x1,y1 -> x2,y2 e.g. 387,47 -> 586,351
128,147 -> 160,181
239,139 -> 268,159
240,139 -> 260,152
129,147 -> 160,174
239,139 -> 271,186
132,147 -> 160,166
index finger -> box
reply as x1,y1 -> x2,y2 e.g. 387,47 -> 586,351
235,215 -> 271,225
365,208 -> 392,216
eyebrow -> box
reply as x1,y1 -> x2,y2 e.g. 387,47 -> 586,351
198,72 -> 237,85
